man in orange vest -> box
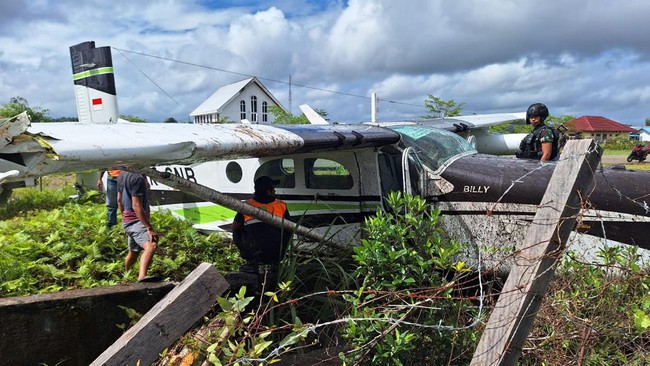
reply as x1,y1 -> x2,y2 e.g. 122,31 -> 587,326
232,176 -> 292,274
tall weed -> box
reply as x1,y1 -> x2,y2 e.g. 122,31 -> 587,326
0,187 -> 241,297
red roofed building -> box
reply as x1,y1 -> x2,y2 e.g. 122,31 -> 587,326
567,116 -> 636,142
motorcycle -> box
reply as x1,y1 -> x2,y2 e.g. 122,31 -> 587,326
627,143 -> 650,162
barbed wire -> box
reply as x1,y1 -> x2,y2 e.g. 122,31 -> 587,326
182,143 -> 649,365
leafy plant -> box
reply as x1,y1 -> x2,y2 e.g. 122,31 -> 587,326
0,186 -> 241,297
521,245 -> 650,365
340,192 -> 478,365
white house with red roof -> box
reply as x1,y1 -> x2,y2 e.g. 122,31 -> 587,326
567,116 -> 637,142
190,77 -> 285,124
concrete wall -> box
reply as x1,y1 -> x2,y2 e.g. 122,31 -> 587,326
0,282 -> 174,366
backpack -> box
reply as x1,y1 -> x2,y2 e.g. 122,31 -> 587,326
516,124 -> 567,160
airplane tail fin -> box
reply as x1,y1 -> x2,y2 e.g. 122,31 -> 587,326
299,104 -> 329,125
69,42 -> 119,124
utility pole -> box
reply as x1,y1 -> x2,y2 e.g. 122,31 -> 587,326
371,92 -> 378,123
288,74 -> 292,115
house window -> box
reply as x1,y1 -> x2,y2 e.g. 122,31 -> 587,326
251,96 -> 258,122
262,101 -> 268,123
240,100 -> 246,121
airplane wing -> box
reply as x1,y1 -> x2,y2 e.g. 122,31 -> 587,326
375,112 -> 526,133
372,112 -> 526,155
0,112 -> 400,180
438,112 -> 526,131
1,113 -> 32,149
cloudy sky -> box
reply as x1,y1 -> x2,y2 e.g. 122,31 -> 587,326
1,0 -> 650,125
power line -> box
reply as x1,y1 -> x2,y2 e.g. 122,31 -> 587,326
111,47 -> 426,110
113,48 -> 183,109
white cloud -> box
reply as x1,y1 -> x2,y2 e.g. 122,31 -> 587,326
2,0 -> 650,124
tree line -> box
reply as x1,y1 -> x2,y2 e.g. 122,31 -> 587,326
4,95 -> 649,127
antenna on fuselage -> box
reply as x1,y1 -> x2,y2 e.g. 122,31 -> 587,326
371,92 -> 378,123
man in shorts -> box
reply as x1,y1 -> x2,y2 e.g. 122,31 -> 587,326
117,170 -> 159,281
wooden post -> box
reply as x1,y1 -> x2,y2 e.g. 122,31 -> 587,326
471,139 -> 602,366
91,262 -> 229,366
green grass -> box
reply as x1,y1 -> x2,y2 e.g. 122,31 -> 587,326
602,149 -> 628,156
600,148 -> 650,170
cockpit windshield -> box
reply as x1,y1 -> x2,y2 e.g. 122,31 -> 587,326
388,125 -> 477,171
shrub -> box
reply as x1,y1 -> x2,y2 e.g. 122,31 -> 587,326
339,192 -> 479,365
0,187 -> 241,297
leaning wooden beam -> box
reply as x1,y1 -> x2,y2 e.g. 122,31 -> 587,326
138,167 -> 349,251
91,262 -> 229,366
471,139 -> 602,366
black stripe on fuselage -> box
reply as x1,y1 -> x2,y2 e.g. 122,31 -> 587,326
149,189 -> 381,205
578,221 -> 650,250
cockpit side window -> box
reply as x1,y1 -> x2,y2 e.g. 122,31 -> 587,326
256,159 -> 295,188
304,158 -> 353,190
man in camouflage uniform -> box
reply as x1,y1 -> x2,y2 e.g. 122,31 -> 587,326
516,103 -> 559,161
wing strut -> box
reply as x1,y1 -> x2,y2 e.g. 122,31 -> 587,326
139,167 -> 348,251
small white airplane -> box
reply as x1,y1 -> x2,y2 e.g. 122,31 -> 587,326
1,41 -> 649,270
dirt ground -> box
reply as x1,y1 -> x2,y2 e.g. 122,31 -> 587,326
601,155 -> 650,166
601,155 -> 628,165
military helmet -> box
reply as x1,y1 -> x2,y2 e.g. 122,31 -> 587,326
525,103 -> 549,124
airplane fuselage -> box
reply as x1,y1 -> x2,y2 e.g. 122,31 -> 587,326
143,124 -> 650,269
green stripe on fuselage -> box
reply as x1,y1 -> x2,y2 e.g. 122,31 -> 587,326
174,205 -> 237,224
173,201 -> 381,224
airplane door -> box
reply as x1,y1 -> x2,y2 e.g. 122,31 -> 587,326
378,151 -> 402,194
401,147 -> 424,196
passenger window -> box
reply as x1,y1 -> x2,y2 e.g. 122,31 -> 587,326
225,161 -> 243,183
256,159 -> 295,188
305,158 -> 353,190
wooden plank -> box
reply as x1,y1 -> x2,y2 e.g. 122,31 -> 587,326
471,139 -> 602,366
0,282 -> 174,366
91,262 -> 230,366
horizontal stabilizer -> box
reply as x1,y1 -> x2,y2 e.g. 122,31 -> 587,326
474,133 -> 527,155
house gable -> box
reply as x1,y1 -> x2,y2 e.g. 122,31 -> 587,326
190,77 -> 285,124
